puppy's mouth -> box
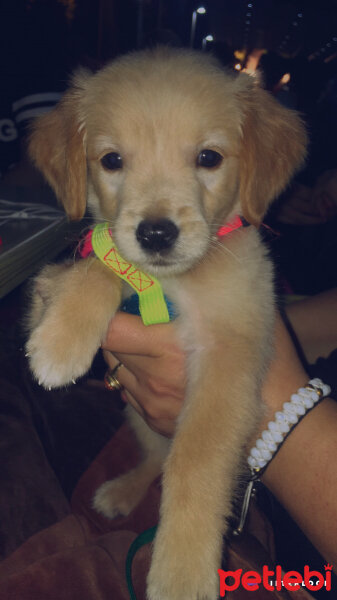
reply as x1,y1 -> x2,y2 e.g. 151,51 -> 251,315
139,248 -> 180,274
150,254 -> 174,265
115,217 -> 209,276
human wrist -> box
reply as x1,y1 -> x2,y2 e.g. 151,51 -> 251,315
259,396 -> 337,569
246,314 -> 330,484
248,378 -> 331,480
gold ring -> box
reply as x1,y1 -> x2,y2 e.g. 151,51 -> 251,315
104,362 -> 124,391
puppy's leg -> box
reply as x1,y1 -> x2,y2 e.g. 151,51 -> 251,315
93,406 -> 169,517
26,258 -> 122,388
147,337 -> 264,600
26,262 -> 73,332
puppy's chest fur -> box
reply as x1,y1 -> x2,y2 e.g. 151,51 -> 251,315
155,227 -> 274,351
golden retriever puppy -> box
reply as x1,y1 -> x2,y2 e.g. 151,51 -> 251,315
26,48 -> 307,600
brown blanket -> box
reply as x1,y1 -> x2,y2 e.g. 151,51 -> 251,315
0,422 -> 314,600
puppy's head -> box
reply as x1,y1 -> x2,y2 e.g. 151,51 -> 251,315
29,47 -> 307,275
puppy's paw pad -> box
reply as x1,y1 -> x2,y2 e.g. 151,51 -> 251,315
93,477 -> 137,519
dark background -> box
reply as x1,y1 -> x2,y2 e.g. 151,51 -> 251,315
1,0 -> 336,187
0,4 -> 336,593
1,1 -> 336,88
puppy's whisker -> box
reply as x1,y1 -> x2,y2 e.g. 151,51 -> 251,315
207,236 -> 242,264
213,242 -> 258,265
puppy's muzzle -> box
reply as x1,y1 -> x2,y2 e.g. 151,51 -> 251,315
136,218 -> 179,253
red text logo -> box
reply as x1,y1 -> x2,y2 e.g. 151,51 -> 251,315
218,564 -> 332,596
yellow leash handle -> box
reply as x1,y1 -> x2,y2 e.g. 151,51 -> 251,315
91,223 -> 170,326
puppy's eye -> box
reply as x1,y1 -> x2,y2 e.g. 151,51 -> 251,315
197,149 -> 222,168
101,152 -> 123,170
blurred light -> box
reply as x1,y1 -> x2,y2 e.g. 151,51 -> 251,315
202,34 -> 214,50
325,52 -> 337,63
190,6 -> 206,47
308,35 -> 337,61
280,72 -> 291,85
247,3 -> 253,7
234,49 -> 245,61
234,63 -> 242,71
297,13 -> 303,18
245,48 -> 266,72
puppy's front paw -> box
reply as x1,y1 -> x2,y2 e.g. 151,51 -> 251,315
26,316 -> 100,388
147,565 -> 219,600
147,525 -> 220,600
26,263 -> 72,333
93,470 -> 147,518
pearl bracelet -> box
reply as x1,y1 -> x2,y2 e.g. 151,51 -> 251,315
248,377 -> 331,477
233,377 -> 331,536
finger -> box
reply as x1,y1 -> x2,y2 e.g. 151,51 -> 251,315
103,350 -> 150,403
121,389 -> 176,438
104,349 -> 180,418
102,312 -> 176,357
103,350 -> 121,370
103,350 -> 141,394
121,388 -> 146,419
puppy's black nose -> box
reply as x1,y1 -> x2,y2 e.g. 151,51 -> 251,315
136,219 -> 179,252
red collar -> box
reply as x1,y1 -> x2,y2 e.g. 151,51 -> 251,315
216,215 -> 249,237
79,215 -> 249,259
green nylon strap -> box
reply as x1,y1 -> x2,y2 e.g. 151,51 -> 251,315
91,224 -> 163,597
91,223 -> 170,326
125,525 -> 158,600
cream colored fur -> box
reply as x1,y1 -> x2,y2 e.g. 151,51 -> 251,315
26,48 -> 307,600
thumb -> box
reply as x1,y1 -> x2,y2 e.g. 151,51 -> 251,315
102,311 -> 175,356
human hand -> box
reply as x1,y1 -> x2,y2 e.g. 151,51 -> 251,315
102,313 -> 186,437
102,313 -> 305,441
103,311 -> 337,568
103,313 -> 308,443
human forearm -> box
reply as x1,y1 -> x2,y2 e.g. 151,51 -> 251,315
257,315 -> 337,569
261,398 -> 337,569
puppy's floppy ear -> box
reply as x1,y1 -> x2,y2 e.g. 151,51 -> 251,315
236,74 -> 307,226
28,69 -> 90,220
